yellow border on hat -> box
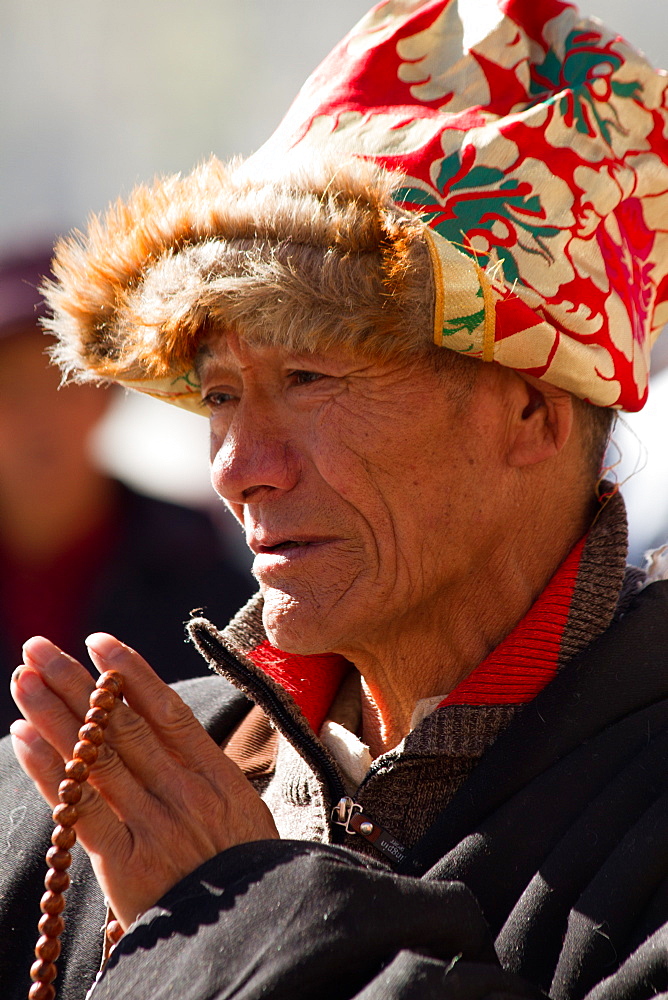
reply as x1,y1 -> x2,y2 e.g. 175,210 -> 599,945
422,226 -> 445,348
473,260 -> 496,363
422,225 -> 497,357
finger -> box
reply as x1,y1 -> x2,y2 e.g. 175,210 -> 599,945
10,717 -> 66,807
21,634 -> 95,719
11,665 -> 151,830
14,641 -> 196,826
16,639 -> 167,806
10,699 -> 143,864
9,717 -> 121,843
85,633 -> 229,774
83,702 -> 182,814
12,664 -> 88,764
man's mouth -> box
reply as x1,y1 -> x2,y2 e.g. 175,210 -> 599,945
259,540 -> 311,553
250,532 -> 335,555
249,536 -> 338,574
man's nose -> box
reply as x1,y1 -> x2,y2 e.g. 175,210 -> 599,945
209,404 -> 300,505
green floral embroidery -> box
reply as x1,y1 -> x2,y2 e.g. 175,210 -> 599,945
170,369 -> 200,391
442,307 -> 484,339
440,285 -> 485,344
394,154 -> 560,286
530,29 -> 642,144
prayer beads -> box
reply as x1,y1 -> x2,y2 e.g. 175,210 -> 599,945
28,670 -> 123,1000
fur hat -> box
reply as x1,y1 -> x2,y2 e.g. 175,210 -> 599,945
44,0 -> 668,412
44,159 -> 435,413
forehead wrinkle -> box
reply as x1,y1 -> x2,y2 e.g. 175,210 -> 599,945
193,342 -> 213,382
194,333 -> 240,384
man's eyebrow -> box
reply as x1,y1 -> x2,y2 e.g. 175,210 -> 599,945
193,344 -> 214,381
193,344 -> 238,389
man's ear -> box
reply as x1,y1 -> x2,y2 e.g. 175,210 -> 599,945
507,374 -> 574,468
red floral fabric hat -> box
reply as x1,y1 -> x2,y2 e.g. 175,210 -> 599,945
253,0 -> 668,410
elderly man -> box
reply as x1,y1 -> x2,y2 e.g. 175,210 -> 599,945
2,2 -> 668,999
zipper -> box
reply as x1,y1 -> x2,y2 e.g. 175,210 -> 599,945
332,796 -> 407,865
192,623 -> 408,866
192,624 -> 348,804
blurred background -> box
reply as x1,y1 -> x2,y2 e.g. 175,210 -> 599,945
0,0 -> 666,554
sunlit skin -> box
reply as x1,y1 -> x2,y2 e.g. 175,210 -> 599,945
202,332 -> 594,751
10,330 -> 594,930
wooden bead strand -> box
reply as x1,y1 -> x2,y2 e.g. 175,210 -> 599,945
29,670 -> 123,1000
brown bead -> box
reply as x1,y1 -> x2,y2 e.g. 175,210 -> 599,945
35,935 -> 61,962
40,891 -> 66,916
29,981 -> 55,1000
44,868 -> 70,893
45,847 -> 71,871
78,722 -> 104,746
51,825 -> 76,850
85,705 -> 110,728
58,778 -> 83,805
64,758 -> 89,782
38,913 -> 65,938
30,958 -> 57,983
73,739 -> 98,765
89,687 -> 115,712
106,919 -> 124,946
29,667 -> 123,996
52,803 -> 78,827
97,670 -> 123,697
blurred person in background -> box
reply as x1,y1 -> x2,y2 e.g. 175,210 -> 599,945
0,248 -> 255,733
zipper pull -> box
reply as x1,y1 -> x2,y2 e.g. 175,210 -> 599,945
332,796 -> 407,865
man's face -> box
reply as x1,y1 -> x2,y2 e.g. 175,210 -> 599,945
201,332 -> 512,658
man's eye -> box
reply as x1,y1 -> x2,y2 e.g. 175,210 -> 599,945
202,390 -> 235,409
291,370 -> 325,385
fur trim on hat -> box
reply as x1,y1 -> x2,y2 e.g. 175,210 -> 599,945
43,157 -> 434,391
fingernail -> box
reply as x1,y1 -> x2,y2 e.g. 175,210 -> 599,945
22,636 -> 63,673
10,718 -> 40,744
85,632 -> 125,661
12,667 -> 44,696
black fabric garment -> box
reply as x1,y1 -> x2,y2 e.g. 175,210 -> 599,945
0,583 -> 667,1000
97,843 -> 542,1000
0,481 -> 255,733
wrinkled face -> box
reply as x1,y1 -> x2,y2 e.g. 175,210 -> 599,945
200,332 -> 510,658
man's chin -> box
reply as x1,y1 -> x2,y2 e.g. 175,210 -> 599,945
261,591 -> 338,656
